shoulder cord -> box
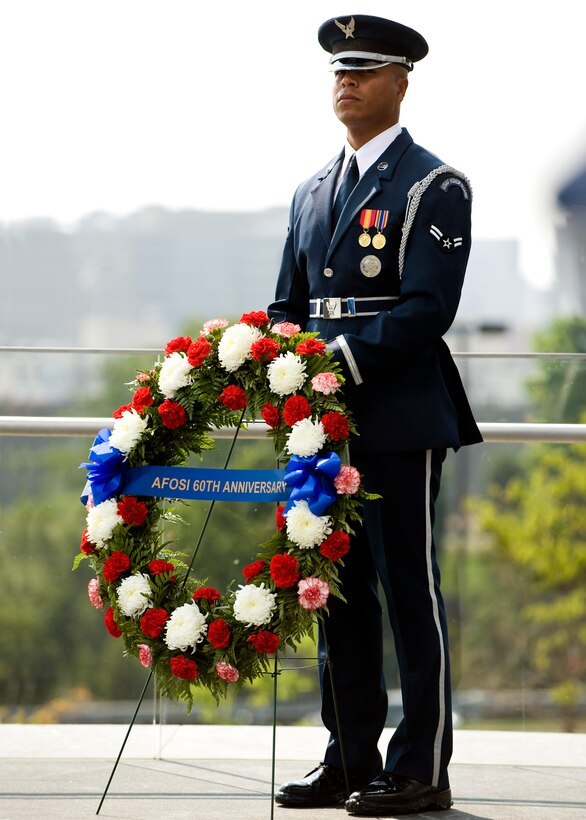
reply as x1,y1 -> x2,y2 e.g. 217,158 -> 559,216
398,164 -> 473,278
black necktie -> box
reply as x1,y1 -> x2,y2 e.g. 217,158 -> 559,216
332,154 -> 359,226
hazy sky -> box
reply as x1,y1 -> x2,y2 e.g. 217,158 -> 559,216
2,0 -> 586,287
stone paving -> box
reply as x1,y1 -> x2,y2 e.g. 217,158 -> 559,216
0,725 -> 585,819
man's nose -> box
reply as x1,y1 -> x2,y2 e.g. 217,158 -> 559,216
339,71 -> 359,86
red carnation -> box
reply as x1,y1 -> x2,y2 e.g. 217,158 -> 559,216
132,386 -> 154,414
242,559 -> 267,582
158,399 -> 188,429
322,411 -> 350,441
170,655 -> 198,680
140,608 -> 169,638
247,630 -> 280,654
283,395 -> 311,426
208,618 -> 231,649
118,496 -> 148,527
275,505 -> 286,532
113,403 -> 132,419
296,338 -> 327,356
251,337 -> 279,362
103,551 -> 131,583
104,607 -> 122,638
219,385 -> 247,411
240,310 -> 269,328
193,586 -> 221,603
320,530 -> 351,561
261,402 -> 281,428
148,559 -> 176,579
80,528 -> 96,555
187,337 -> 212,367
270,553 -> 300,588
165,336 -> 192,356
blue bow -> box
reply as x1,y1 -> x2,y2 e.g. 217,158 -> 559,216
284,452 -> 341,517
80,428 -> 128,506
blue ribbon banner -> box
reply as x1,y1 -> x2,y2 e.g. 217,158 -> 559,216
121,465 -> 291,502
80,428 -> 340,513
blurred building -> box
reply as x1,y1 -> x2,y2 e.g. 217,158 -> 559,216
555,161 -> 586,314
0,210 -> 555,412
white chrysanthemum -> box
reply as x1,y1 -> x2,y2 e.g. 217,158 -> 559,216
286,417 -> 326,457
233,583 -> 277,628
286,500 -> 332,549
217,323 -> 263,372
117,573 -> 152,617
109,408 -> 148,455
158,352 -> 192,398
86,498 -> 122,547
267,352 -> 307,396
164,602 -> 208,651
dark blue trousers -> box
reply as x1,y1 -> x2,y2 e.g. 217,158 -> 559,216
319,449 -> 452,790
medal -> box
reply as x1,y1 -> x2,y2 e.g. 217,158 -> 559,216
360,255 -> 382,278
358,209 -> 374,247
372,210 -> 389,249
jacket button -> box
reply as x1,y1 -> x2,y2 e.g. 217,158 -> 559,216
323,267 -> 334,278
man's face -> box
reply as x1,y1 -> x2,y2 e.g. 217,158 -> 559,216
332,65 -> 408,142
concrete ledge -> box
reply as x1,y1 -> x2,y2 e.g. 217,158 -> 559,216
1,724 -> 584,767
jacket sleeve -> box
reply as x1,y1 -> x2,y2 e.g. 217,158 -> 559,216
267,195 -> 310,330
328,174 -> 472,385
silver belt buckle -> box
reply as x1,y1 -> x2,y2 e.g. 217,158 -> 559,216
323,297 -> 342,319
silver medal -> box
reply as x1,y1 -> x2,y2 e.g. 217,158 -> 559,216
360,254 -> 382,278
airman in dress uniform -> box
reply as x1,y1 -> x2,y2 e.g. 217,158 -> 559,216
268,14 -> 482,817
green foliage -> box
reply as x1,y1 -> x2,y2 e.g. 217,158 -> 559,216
471,442 -> 586,726
0,441 -> 147,707
527,315 -> 586,422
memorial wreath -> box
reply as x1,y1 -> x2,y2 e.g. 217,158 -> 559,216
75,311 -> 373,708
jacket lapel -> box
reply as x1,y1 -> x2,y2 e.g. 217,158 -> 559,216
327,129 -> 414,261
310,151 -> 344,247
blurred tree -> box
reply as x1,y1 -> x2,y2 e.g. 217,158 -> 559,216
527,316 -> 586,422
472,442 -> 586,730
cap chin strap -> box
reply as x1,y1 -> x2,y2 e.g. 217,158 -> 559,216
329,51 -> 413,71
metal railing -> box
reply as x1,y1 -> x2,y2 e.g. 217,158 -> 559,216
3,346 -> 586,442
1,416 -> 586,443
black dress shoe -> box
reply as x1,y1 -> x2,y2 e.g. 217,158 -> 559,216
345,772 -> 453,816
275,763 -> 348,807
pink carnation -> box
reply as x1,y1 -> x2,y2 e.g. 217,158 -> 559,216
334,465 -> 361,495
311,372 -> 341,395
138,644 -> 152,668
88,578 -> 104,609
271,322 -> 301,338
298,577 -> 330,610
201,318 -> 229,335
216,661 -> 240,683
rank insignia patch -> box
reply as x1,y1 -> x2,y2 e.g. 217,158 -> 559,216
430,224 -> 463,252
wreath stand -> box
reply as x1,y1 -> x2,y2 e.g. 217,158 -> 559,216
95,422 -> 351,817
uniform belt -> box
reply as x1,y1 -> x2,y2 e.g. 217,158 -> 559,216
309,296 -> 397,319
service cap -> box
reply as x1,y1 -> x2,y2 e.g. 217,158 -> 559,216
318,14 -> 428,72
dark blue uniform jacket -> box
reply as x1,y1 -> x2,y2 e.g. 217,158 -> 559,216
268,128 -> 482,454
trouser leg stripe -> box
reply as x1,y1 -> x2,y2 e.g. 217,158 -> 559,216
425,449 -> 446,788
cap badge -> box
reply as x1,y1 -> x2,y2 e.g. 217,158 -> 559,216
334,17 -> 355,39
430,224 -> 463,252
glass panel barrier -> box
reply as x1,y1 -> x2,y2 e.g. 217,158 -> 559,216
1,349 -> 585,731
